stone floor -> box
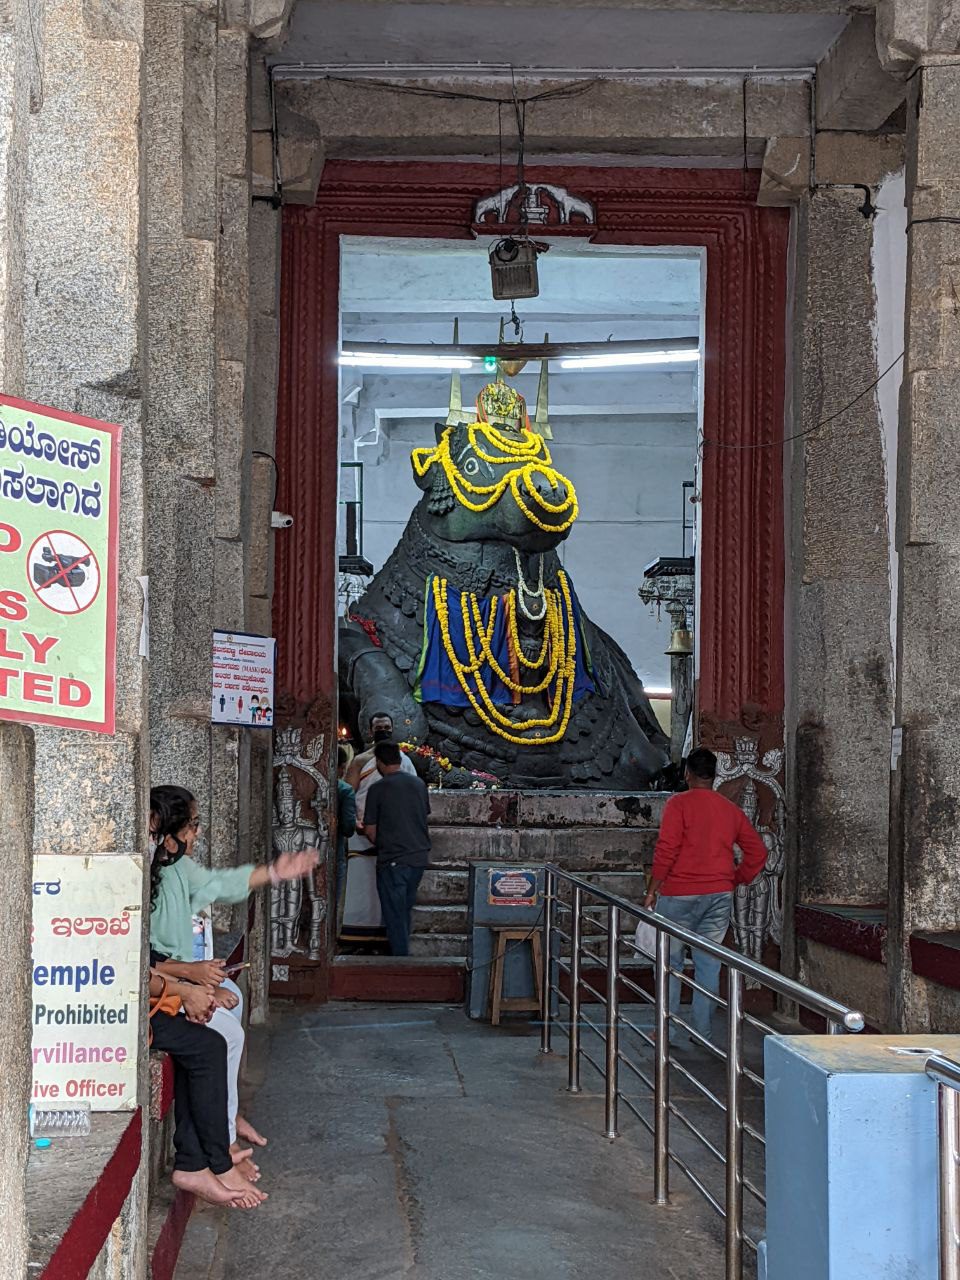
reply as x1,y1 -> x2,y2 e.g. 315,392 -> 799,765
174,1003 -> 727,1280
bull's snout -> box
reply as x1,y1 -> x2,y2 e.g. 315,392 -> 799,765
529,473 -> 568,504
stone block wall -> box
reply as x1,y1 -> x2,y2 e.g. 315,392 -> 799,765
789,176 -> 898,910
144,0 -> 275,977
0,0 -> 280,1268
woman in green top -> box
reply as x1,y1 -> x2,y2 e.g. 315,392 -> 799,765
150,785 -> 316,1173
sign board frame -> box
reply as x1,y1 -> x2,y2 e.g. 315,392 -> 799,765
0,395 -> 120,734
31,854 -> 143,1112
487,868 -> 540,908
211,629 -> 276,728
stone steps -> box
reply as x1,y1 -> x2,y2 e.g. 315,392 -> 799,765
409,932 -> 469,958
412,903 -> 466,934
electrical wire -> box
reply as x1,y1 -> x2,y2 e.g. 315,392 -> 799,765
322,73 -> 596,108
464,904 -> 545,976
907,217 -> 960,231
252,449 -> 280,507
701,351 -> 905,452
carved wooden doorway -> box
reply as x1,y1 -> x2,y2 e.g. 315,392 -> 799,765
272,161 -> 788,998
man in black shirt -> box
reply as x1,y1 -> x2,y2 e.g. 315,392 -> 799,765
361,741 -> 432,956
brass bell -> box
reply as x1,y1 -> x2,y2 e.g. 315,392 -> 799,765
665,628 -> 694,656
499,357 -> 528,378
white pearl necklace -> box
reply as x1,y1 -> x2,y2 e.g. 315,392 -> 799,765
513,549 -> 548,622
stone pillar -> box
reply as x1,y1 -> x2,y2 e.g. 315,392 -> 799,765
145,1 -> 272,948
247,197 -> 282,1022
0,0 -> 36,1267
17,0 -> 151,1270
791,178 -> 897,910
889,62 -> 960,1031
0,726 -> 32,1280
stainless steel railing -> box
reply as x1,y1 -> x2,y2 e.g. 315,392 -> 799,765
927,1055 -> 960,1280
538,866 -> 865,1280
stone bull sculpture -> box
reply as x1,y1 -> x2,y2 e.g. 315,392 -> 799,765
339,375 -> 670,789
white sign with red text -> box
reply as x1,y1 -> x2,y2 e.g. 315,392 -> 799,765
31,854 -> 142,1111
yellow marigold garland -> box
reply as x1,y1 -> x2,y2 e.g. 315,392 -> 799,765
430,571 -> 579,746
469,592 -> 560,695
411,424 -> 579,533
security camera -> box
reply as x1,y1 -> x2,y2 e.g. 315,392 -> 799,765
271,511 -> 294,529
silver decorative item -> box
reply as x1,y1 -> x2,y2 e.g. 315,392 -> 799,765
270,728 -> 330,959
714,736 -> 786,986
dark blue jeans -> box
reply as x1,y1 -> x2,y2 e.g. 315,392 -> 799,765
376,862 -> 425,956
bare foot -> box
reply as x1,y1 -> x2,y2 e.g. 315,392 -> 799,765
230,1143 -> 254,1166
236,1116 -> 268,1147
217,1167 -> 268,1209
234,1156 -> 261,1182
172,1168 -> 246,1206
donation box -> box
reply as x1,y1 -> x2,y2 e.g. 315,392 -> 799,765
465,863 -> 546,1020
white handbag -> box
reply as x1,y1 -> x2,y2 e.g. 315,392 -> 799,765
633,918 -> 658,959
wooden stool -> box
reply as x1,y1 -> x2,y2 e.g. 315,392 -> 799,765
488,927 -> 544,1026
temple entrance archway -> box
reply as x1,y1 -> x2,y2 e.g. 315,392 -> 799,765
270,161 -> 788,996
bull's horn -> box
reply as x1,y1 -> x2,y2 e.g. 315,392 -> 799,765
446,318 -> 463,426
535,333 -> 552,440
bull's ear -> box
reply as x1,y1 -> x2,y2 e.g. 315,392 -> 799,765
434,421 -> 448,445
412,452 -> 433,493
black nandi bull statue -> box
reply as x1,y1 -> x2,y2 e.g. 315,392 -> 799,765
339,364 -> 670,789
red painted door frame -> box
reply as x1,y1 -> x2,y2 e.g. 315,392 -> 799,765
275,160 -> 788,757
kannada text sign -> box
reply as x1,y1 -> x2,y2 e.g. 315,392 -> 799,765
31,855 -> 142,1111
211,630 -> 276,727
0,397 -> 120,733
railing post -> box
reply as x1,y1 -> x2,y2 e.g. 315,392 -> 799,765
654,925 -> 670,1204
938,1082 -> 960,1280
604,903 -> 620,1139
725,967 -> 744,1280
567,884 -> 582,1092
540,868 -> 554,1055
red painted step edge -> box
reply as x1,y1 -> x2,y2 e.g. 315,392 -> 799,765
41,1108 -> 142,1280
150,1190 -> 196,1280
330,962 -> 465,1003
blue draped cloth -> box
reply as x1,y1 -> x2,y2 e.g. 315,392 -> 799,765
414,574 -> 598,709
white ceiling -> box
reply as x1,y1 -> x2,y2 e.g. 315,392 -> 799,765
341,237 -> 703,350
279,3 -> 849,71
339,238 -> 702,429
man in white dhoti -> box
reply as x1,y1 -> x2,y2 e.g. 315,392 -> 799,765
340,714 -> 416,941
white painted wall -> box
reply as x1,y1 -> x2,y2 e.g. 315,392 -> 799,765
871,168 -> 907,710
339,240 -> 702,690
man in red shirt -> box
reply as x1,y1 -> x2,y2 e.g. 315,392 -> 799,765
642,747 -> 768,1044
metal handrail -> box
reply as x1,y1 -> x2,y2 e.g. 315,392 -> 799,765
540,865 -> 867,1280
927,1056 -> 960,1280
551,866 -> 865,1033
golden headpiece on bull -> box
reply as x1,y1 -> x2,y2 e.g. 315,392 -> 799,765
445,318 -> 552,440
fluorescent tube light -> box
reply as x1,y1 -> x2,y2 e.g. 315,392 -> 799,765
340,352 -> 476,371
560,350 -> 701,370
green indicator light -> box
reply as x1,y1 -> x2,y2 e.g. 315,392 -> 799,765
483,355 -> 498,372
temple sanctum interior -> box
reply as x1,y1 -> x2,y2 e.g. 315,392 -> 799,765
338,238 -> 701,694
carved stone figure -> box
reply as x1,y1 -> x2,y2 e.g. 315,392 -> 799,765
271,728 -> 329,958
339,369 -> 669,789
474,183 -> 597,226
270,768 -> 307,956
715,736 -> 785,978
